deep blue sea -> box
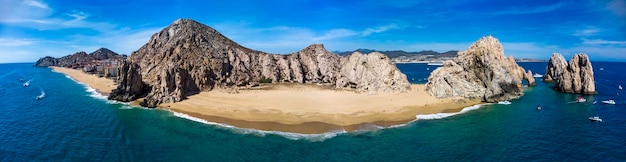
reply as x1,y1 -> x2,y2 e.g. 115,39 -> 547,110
1,62 -> 625,161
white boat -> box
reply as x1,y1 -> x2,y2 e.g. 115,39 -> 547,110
619,85 -> 622,90
427,62 -> 444,66
589,116 -> 602,122
602,100 -> 616,105
536,106 -> 541,110
497,101 -> 511,105
533,73 -> 543,78
576,97 -> 586,103
23,82 -> 29,87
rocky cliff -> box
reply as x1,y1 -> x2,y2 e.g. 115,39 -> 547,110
34,48 -> 125,67
425,36 -> 534,102
108,60 -> 147,101
111,19 -> 409,107
543,53 -> 595,94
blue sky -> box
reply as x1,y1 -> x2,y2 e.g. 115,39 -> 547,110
1,0 -> 625,63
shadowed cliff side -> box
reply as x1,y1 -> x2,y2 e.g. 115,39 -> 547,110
425,36 -> 534,102
110,19 -> 409,107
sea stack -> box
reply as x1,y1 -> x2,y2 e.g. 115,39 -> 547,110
110,19 -> 409,107
425,36 -> 534,102
543,53 -> 595,94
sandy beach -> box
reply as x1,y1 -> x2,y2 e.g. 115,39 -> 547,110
161,84 -> 481,133
51,67 -> 116,95
51,67 -> 481,134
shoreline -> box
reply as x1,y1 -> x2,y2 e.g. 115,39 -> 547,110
51,66 -> 483,134
51,66 -> 115,95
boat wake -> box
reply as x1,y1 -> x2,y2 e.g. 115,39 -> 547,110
37,88 -> 46,99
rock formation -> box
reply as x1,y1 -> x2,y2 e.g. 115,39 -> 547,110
543,53 -> 595,94
336,52 -> 410,93
34,48 -> 126,67
526,70 -> 536,86
110,19 -> 409,107
425,36 -> 534,102
108,60 -> 147,101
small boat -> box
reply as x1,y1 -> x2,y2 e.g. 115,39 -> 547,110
602,99 -> 616,105
536,105 -> 541,110
576,96 -> 586,103
619,85 -> 622,90
589,116 -> 602,122
427,62 -> 444,66
600,68 -> 604,70
23,83 -> 29,87
19,79 -> 24,82
36,96 -> 41,100
533,73 -> 543,78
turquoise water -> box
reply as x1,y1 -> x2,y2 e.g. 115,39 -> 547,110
1,62 -> 625,161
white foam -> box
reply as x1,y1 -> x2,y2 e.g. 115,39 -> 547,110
64,74 -> 109,100
415,104 -> 486,120
497,101 -> 512,105
168,110 -> 346,142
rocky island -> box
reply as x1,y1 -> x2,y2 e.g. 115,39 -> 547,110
543,53 -> 595,94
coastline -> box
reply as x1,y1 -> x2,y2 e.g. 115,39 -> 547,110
51,67 -> 116,95
160,84 -> 482,134
51,66 -> 483,134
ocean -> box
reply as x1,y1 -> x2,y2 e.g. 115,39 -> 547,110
1,62 -> 625,161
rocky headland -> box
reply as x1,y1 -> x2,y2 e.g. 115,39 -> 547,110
109,19 -> 410,107
35,48 -> 126,67
543,53 -> 595,94
425,36 -> 535,102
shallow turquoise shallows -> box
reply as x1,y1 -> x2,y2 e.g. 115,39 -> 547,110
1,62 -> 625,161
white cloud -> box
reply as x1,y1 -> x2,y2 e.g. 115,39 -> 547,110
22,0 -> 49,9
573,27 -> 601,37
490,2 -> 566,15
362,24 -> 400,36
0,38 -> 34,46
582,38 -> 626,45
607,0 -> 626,17
313,29 -> 358,41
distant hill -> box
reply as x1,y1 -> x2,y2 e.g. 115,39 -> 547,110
334,49 -> 459,58
34,48 -> 126,67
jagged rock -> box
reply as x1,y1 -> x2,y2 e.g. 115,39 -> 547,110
108,60 -> 147,101
34,48 -> 125,67
526,70 -> 536,86
425,36 -> 533,102
545,53 -> 595,94
116,19 -> 409,107
543,53 -> 568,82
336,52 -> 410,93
